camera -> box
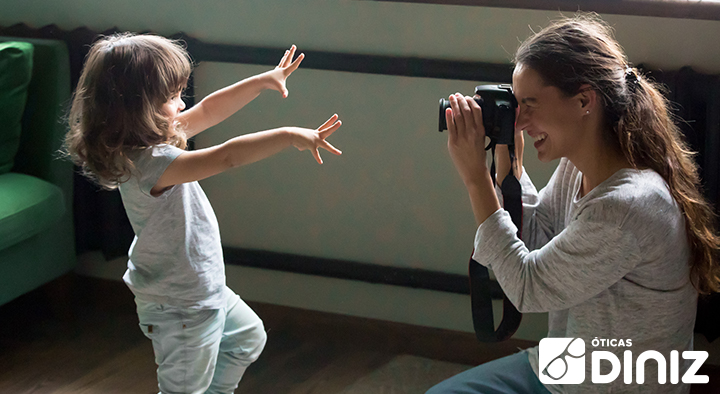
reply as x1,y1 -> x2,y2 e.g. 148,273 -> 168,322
438,84 -> 517,145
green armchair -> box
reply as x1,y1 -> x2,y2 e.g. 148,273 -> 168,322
0,36 -> 76,306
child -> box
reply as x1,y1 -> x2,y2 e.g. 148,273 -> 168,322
65,33 -> 342,393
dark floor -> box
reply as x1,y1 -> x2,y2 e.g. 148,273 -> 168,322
0,274 -> 533,393
0,274 -> 718,393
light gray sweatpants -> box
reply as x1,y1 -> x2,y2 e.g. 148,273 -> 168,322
136,289 -> 267,394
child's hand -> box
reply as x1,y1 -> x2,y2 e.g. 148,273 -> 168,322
289,114 -> 343,164
263,45 -> 305,98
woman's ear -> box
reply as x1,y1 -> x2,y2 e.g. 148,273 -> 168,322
576,84 -> 597,114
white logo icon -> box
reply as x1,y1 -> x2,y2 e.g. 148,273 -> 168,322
539,338 -> 586,384
538,338 -> 709,385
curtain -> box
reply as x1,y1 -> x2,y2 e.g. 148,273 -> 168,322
647,66 -> 720,343
647,66 -> 720,210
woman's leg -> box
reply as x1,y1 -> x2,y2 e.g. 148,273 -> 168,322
206,292 -> 267,394
426,351 -> 550,394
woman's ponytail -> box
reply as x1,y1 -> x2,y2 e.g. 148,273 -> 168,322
617,69 -> 720,294
515,14 -> 720,294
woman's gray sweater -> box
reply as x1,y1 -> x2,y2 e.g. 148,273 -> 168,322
473,158 -> 697,393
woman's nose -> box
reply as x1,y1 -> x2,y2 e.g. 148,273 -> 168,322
515,107 -> 527,131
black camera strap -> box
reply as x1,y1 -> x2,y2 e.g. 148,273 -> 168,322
468,143 -> 523,342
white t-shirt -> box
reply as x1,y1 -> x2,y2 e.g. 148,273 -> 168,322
118,144 -> 227,309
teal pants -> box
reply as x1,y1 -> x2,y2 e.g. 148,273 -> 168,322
136,289 -> 267,394
426,350 -> 552,394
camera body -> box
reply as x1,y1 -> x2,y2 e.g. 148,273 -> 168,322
438,84 -> 517,146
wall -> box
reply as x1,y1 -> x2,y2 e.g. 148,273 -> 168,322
5,1 -> 720,342
5,1 -> 720,72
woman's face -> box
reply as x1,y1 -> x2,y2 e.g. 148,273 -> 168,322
512,64 -> 586,163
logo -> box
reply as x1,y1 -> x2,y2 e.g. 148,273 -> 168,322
538,337 -> 709,385
539,338 -> 586,384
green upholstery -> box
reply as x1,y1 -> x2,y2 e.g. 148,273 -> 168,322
0,42 -> 33,174
0,173 -> 64,251
0,37 -> 75,307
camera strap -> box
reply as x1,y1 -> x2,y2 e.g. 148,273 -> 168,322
468,143 -> 523,342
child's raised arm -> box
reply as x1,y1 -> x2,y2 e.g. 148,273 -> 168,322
177,45 -> 305,138
149,115 -> 342,196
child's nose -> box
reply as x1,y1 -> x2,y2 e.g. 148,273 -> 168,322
179,99 -> 186,111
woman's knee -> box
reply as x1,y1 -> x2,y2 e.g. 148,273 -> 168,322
425,383 -> 448,394
424,376 -> 474,394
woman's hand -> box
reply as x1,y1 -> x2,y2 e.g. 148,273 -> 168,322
262,45 -> 305,98
446,93 -> 501,225
289,114 -> 343,164
446,93 -> 489,188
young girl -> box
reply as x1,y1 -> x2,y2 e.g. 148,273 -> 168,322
428,14 -> 719,394
65,33 -> 342,393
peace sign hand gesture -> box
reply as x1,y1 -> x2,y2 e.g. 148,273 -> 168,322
264,45 -> 305,98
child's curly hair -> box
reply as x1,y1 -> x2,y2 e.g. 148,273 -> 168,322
65,33 -> 192,189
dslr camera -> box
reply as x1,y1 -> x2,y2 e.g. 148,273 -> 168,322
438,84 -> 517,146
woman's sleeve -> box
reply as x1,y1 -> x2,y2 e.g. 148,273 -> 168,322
471,200 -> 642,313
497,162 -> 565,251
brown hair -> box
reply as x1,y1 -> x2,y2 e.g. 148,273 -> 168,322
515,13 -> 720,294
65,33 -> 192,189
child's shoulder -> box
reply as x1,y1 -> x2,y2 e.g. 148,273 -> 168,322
128,144 -> 185,176
121,144 -> 186,193
131,144 -> 184,161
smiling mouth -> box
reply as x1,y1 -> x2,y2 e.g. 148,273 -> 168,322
532,133 -> 547,142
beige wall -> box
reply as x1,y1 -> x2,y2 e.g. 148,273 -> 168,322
5,1 -> 718,341
4,1 -> 720,72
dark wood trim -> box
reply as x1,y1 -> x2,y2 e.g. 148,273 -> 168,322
182,36 -> 512,82
0,23 -> 513,82
364,0 -> 720,21
224,247 -> 505,299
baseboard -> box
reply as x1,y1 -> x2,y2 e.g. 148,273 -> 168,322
77,274 -> 534,366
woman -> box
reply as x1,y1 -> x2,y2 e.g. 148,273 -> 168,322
428,14 -> 719,394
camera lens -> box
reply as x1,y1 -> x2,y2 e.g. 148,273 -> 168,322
438,98 -> 450,132
438,96 -> 483,132
437,85 -> 516,143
